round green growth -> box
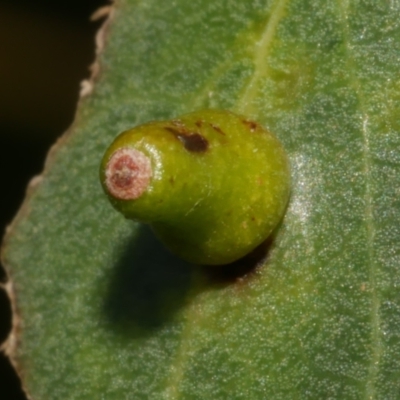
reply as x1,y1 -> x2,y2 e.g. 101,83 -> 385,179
100,109 -> 290,265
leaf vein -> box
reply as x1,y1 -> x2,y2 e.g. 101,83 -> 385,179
338,1 -> 381,398
237,0 -> 289,115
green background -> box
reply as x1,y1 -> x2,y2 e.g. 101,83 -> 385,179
2,0 -> 400,399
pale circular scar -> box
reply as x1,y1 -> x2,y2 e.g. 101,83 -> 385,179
105,147 -> 152,200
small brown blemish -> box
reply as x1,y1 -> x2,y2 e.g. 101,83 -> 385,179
195,120 -> 203,128
165,126 -> 209,153
210,123 -> 225,135
242,119 -> 258,132
178,133 -> 209,152
165,126 -> 184,136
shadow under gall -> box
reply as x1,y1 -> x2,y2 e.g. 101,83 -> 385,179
202,236 -> 274,286
103,224 -> 194,336
103,224 -> 274,337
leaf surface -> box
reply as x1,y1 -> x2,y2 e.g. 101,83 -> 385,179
2,0 -> 400,398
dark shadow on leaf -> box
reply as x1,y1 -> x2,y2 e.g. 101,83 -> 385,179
200,218 -> 284,288
104,223 -> 277,337
103,224 -> 195,337
202,236 -> 274,287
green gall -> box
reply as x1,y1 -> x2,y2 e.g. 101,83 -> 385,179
100,109 -> 290,265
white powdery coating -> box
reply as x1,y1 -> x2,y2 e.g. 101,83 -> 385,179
105,147 -> 152,200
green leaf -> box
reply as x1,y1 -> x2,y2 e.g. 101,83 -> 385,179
2,0 -> 400,398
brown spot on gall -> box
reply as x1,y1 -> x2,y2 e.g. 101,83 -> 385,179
165,126 -> 209,153
177,133 -> 209,152
210,123 -> 225,135
105,148 -> 152,200
164,126 -> 183,136
242,119 -> 258,132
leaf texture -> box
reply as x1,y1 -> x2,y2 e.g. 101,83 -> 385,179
2,0 -> 400,398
